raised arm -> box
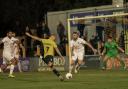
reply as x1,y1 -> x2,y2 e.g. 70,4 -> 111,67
25,32 -> 42,41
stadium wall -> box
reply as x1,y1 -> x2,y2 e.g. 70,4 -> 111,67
28,55 -> 100,72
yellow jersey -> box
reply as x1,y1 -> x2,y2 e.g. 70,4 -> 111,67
41,39 -> 57,57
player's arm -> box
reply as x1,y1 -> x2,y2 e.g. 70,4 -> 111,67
101,48 -> 106,56
0,38 -> 5,45
84,41 -> 97,54
117,46 -> 125,53
25,32 -> 42,41
115,42 -> 124,53
55,47 -> 65,60
81,39 -> 97,54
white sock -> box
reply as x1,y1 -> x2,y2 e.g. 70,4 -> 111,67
18,62 -> 22,72
75,63 -> 80,70
0,68 -> 2,72
9,65 -> 15,75
6,66 -> 11,69
69,65 -> 73,73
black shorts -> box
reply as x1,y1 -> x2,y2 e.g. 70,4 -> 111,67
42,55 -> 54,65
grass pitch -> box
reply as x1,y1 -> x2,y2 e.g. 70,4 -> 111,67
0,70 -> 128,89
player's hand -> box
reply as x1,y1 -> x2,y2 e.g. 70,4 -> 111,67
60,56 -> 65,61
25,32 -> 31,37
99,53 -> 102,56
93,49 -> 97,54
60,56 -> 65,64
101,53 -> 104,56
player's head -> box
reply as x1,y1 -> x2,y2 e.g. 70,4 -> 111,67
72,32 -> 79,40
107,36 -> 113,42
49,34 -> 56,41
12,32 -> 16,37
7,30 -> 13,38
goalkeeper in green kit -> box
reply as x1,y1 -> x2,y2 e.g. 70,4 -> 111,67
101,36 -> 125,69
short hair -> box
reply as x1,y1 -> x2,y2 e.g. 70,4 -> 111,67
73,32 -> 79,35
7,30 -> 13,33
107,36 -> 112,39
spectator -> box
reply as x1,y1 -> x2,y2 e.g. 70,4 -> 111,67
57,21 -> 65,44
89,33 -> 100,54
98,40 -> 104,55
60,35 -> 68,56
37,21 -> 50,38
96,26 -> 104,41
36,23 -> 42,37
13,20 -> 24,36
77,20 -> 85,38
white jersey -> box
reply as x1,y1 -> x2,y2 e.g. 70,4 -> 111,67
70,38 -> 87,52
2,37 -> 18,64
2,37 -> 15,53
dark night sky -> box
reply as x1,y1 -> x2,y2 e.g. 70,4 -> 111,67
0,0 -> 113,36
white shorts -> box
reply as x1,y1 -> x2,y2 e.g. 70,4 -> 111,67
3,52 -> 14,64
72,51 -> 84,61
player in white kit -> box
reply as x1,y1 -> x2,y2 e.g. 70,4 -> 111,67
0,31 -> 18,77
69,32 -> 97,73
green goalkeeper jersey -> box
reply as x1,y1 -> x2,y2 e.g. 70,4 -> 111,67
104,41 -> 118,58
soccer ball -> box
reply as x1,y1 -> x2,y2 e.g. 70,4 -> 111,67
66,73 -> 72,79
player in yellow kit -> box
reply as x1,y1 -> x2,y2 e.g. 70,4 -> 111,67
26,32 -> 65,81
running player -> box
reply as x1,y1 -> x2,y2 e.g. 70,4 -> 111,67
101,36 -> 125,70
25,32 -> 65,81
0,31 -> 18,77
69,32 -> 97,74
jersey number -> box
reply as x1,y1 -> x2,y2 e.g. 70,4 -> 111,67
46,47 -> 50,53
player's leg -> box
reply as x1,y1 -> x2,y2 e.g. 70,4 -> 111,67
8,58 -> 17,78
17,60 -> 22,72
124,57 -> 128,70
0,64 -> 7,73
74,60 -> 82,73
69,60 -> 75,73
106,57 -> 113,70
69,56 -> 76,74
7,53 -> 17,78
43,55 -> 64,81
102,55 -> 110,69
0,56 -> 9,73
15,55 -> 22,73
0,67 -> 2,73
116,54 -> 124,68
99,55 -> 105,69
74,52 -> 84,73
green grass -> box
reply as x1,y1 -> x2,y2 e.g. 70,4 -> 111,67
0,70 -> 128,89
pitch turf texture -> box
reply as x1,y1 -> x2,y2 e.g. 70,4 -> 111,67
0,70 -> 128,89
